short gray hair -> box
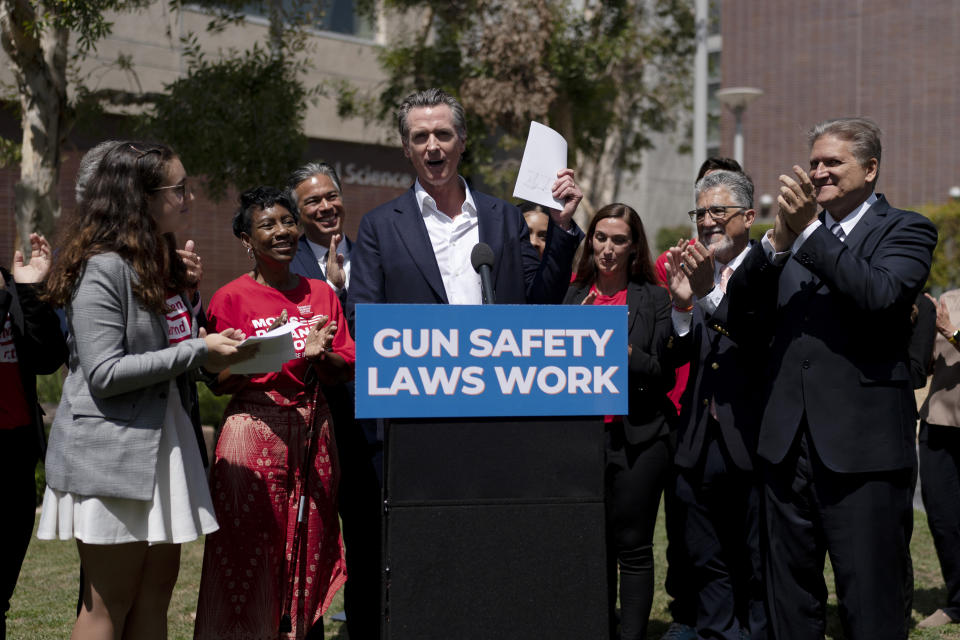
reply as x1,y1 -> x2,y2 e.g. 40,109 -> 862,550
75,140 -> 121,205
397,88 -> 467,145
287,161 -> 342,195
807,117 -> 882,167
695,170 -> 754,208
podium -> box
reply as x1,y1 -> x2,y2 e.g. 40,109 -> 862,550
353,303 -> 626,639
382,417 -> 608,639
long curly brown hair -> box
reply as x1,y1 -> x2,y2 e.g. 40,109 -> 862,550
572,202 -> 658,288
45,141 -> 188,313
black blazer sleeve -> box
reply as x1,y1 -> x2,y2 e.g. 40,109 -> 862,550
909,292 -> 937,389
10,280 -> 67,376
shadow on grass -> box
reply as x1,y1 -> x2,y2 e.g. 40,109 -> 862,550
648,618 -> 669,638
914,586 -> 949,619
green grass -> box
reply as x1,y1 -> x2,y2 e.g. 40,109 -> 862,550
8,506 -> 960,639
8,516 -> 346,639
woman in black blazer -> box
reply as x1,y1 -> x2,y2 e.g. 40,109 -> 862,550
563,203 -> 674,640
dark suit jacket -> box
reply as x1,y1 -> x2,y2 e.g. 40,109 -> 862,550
346,188 -> 582,325
564,280 -> 674,446
0,267 -> 67,455
725,195 -> 938,473
672,263 -> 765,471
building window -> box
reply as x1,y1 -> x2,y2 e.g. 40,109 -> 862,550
318,0 -> 372,37
242,0 -> 372,38
708,0 -> 721,36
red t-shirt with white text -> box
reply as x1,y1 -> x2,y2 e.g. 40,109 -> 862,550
165,291 -> 193,344
0,314 -> 31,429
207,274 -> 355,405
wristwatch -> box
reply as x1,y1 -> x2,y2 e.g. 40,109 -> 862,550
949,329 -> 960,345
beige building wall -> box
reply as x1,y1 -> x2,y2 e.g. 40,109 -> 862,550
0,2 -> 398,146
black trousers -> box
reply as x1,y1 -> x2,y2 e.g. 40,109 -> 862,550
664,464 -> 697,627
329,414 -> 383,640
919,421 -> 960,621
764,428 -> 913,640
675,426 -> 766,640
0,425 -> 40,640
605,427 -> 672,640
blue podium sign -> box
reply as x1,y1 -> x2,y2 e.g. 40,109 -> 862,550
354,304 -> 628,418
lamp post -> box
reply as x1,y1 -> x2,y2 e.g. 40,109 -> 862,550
759,193 -> 774,218
715,87 -> 763,166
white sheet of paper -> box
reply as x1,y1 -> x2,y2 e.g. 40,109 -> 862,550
230,320 -> 301,374
512,121 -> 568,210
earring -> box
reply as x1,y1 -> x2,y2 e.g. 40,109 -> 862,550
247,246 -> 254,259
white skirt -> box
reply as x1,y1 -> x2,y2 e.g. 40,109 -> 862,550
37,381 -> 219,545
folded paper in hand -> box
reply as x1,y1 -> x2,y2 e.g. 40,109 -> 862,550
230,320 -> 301,374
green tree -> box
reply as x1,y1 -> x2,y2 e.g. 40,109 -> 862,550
0,0 -> 151,253
146,40 -> 308,199
143,0 -> 331,197
1,0 -> 322,251
337,0 -> 695,221
921,200 -> 960,294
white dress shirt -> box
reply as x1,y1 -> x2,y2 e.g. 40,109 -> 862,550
761,192 -> 878,263
305,237 -> 352,292
414,178 -> 482,305
671,243 -> 752,337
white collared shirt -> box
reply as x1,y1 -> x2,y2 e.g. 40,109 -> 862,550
671,242 -> 752,337
414,178 -> 482,305
761,192 -> 878,263
305,237 -> 352,292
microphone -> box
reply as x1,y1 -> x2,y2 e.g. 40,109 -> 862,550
471,242 -> 496,305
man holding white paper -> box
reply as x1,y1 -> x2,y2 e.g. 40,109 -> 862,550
347,88 -> 584,321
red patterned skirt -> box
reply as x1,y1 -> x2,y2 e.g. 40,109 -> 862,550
194,389 -> 346,640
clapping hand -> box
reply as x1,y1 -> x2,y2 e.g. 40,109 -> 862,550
679,240 -> 715,299
11,233 -> 53,284
266,310 -> 289,332
926,293 -> 957,340
663,239 -> 693,308
303,315 -> 336,360
777,165 -> 817,235
326,235 -> 346,290
177,239 -> 203,289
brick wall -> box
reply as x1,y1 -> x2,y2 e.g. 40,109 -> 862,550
720,0 -> 960,214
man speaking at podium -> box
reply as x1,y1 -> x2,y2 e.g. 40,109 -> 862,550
347,88 -> 584,316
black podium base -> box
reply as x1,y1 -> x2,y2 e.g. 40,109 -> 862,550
383,417 -> 608,639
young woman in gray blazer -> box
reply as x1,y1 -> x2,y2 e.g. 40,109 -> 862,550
38,142 -> 253,640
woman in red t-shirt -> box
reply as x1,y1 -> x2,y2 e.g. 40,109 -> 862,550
195,187 -> 354,640
563,203 -> 674,640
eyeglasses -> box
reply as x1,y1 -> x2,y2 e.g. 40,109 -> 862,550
687,205 -> 745,224
150,179 -> 188,201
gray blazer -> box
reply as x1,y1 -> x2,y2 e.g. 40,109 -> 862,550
44,252 -> 209,500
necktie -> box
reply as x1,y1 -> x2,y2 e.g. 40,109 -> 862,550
831,222 -> 846,242
718,265 -> 734,294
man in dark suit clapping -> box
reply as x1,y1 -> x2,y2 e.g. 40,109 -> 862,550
665,169 -> 767,639
708,118 -> 937,639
